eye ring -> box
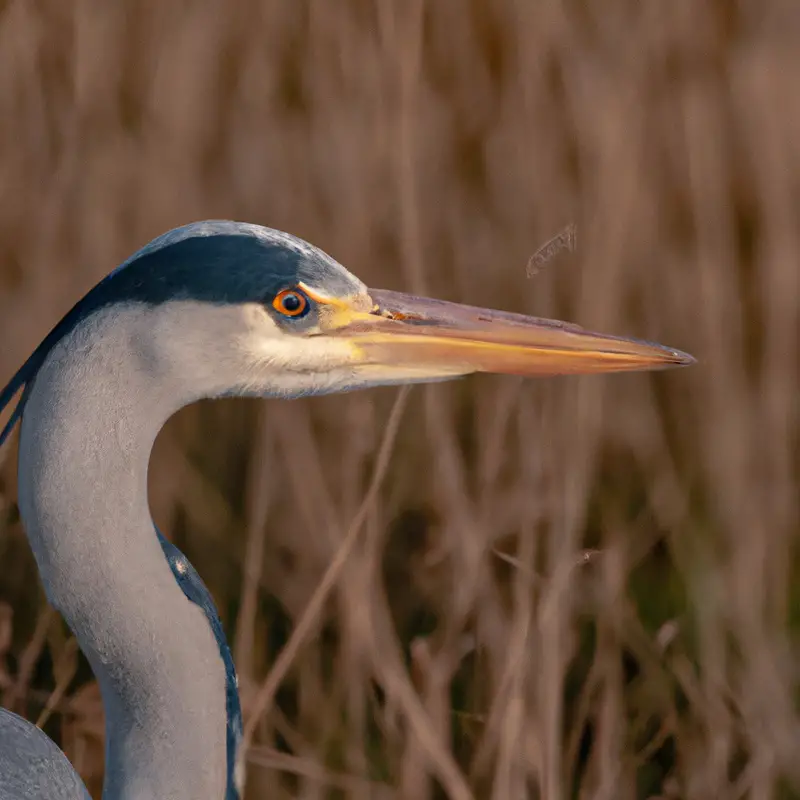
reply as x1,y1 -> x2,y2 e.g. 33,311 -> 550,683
272,288 -> 310,318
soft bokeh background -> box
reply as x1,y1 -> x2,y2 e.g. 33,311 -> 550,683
0,2 -> 798,798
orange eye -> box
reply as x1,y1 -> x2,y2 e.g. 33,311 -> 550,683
272,288 -> 310,318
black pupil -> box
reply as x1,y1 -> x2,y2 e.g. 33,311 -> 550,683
282,293 -> 302,312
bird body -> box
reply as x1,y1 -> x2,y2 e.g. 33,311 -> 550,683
0,221 -> 693,799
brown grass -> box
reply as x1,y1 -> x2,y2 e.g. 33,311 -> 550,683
0,1 -> 798,798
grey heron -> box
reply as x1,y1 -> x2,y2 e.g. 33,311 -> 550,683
0,220 -> 693,799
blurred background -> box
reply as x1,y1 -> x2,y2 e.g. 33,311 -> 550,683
0,1 -> 798,798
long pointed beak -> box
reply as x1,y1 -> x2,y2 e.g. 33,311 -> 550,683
332,289 -> 694,377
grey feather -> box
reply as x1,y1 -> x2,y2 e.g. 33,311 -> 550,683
0,709 -> 89,800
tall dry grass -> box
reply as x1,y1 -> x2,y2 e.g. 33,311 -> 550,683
0,1 -> 798,798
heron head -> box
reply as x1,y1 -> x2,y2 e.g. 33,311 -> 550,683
0,221 -> 695,448
116,221 -> 693,400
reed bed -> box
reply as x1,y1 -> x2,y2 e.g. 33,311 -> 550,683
0,2 -> 798,797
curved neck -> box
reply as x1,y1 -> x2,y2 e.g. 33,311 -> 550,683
17,307 -> 233,800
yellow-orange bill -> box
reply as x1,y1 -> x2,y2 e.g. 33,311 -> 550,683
334,289 -> 695,377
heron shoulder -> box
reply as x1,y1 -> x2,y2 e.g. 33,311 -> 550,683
0,708 -> 89,800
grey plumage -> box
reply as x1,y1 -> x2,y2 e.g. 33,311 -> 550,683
0,710 -> 89,800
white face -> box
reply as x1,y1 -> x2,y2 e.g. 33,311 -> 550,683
138,297 -> 467,404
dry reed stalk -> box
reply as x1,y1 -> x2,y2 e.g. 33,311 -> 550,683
0,2 -> 797,798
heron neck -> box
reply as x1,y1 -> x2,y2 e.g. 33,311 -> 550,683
16,306 -> 231,800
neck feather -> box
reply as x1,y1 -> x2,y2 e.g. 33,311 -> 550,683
17,305 -> 238,800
